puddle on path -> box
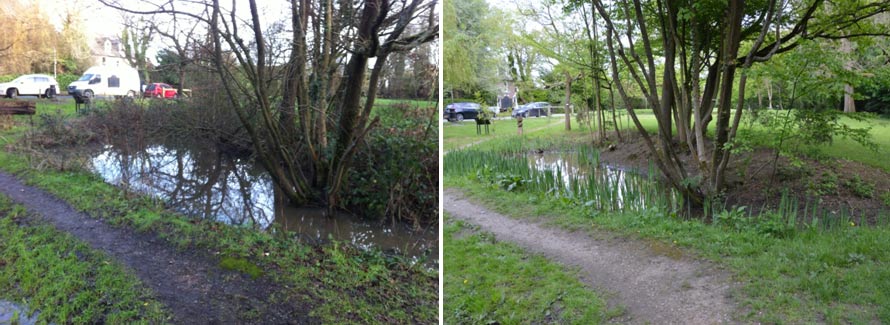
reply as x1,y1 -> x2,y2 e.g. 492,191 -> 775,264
90,143 -> 436,262
0,300 -> 39,325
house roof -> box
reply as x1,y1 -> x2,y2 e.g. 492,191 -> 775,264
91,36 -> 126,58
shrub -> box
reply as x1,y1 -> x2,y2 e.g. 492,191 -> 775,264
55,73 -> 80,90
881,191 -> 890,206
346,102 -> 438,227
845,175 -> 875,199
808,171 -> 839,196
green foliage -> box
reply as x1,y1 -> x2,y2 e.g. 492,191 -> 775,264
712,207 -> 796,239
475,164 -> 530,192
844,175 -> 875,199
880,191 -> 890,206
444,217 -> 609,324
753,109 -> 878,159
154,49 -> 185,85
443,0 -> 506,94
55,73 -> 80,90
347,101 -> 438,225
808,171 -> 839,196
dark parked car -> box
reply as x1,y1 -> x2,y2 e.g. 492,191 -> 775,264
445,102 -> 482,122
512,102 -> 550,118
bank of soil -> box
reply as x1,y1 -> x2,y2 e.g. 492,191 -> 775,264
444,188 -> 740,324
597,132 -> 890,223
0,171 -> 310,324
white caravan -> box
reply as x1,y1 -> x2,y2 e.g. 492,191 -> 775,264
67,65 -> 141,103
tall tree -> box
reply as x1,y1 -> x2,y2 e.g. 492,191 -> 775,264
443,0 -> 506,97
121,15 -> 154,82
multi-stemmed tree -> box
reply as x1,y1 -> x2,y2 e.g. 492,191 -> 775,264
102,0 -> 438,211
586,0 -> 890,205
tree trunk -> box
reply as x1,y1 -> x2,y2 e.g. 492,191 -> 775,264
565,71 -> 572,131
844,84 -> 856,113
709,0 -> 744,193
841,37 -> 856,113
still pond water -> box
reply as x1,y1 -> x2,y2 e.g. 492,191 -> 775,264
525,151 -> 679,212
90,143 -> 436,262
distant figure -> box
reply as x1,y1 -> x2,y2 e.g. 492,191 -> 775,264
517,115 -> 524,135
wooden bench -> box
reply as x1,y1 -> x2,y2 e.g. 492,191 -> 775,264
475,117 -> 491,135
0,100 -> 36,125
0,100 -> 36,115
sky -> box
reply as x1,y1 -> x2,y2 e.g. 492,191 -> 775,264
32,0 -> 291,65
27,0 -> 438,68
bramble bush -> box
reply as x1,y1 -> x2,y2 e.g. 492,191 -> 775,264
347,102 -> 438,227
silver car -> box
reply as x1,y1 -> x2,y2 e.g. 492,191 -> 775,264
0,74 -> 60,98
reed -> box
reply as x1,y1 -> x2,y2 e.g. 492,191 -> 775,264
446,146 -> 890,231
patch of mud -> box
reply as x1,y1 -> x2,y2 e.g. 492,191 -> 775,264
444,188 -> 740,324
597,132 -> 890,224
0,171 -> 311,324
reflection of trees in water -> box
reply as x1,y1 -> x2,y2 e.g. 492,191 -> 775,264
90,140 -> 437,261
94,142 -> 275,228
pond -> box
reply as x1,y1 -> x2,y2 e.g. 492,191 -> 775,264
526,151 -> 680,212
90,142 -> 436,263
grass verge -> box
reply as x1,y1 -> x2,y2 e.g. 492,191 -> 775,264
445,175 -> 890,323
0,194 -> 170,324
444,214 -> 612,324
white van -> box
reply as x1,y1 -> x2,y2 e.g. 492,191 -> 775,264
67,65 -> 141,103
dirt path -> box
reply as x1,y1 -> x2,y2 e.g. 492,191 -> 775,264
445,188 -> 740,324
0,171 -> 310,324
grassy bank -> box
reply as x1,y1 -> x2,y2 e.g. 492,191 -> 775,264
0,195 -> 170,324
444,214 -> 611,324
0,100 -> 437,323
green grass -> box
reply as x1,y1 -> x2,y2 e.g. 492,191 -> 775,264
444,214 -> 612,324
219,256 -> 264,279
804,116 -> 890,171
374,98 -> 437,108
443,117 -> 580,151
445,172 -> 890,323
0,111 -> 437,323
0,195 -> 171,324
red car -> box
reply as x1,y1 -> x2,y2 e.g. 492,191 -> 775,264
143,83 -> 178,98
